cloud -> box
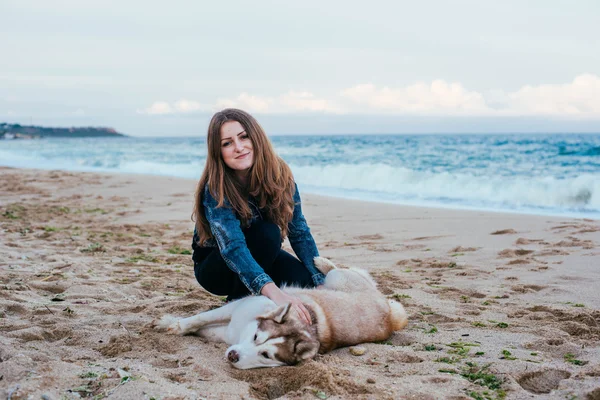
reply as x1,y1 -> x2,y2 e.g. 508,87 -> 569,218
137,99 -> 209,115
137,101 -> 172,115
216,92 -> 271,113
138,74 -> 600,118
215,91 -> 341,113
507,73 -> 600,116
173,99 -> 205,113
341,81 -> 490,115
140,91 -> 340,115
280,91 -> 343,113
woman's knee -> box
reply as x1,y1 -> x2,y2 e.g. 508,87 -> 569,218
271,250 -> 314,288
194,261 -> 215,292
193,256 -> 233,296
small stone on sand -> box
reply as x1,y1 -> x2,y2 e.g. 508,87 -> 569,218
349,346 -> 366,356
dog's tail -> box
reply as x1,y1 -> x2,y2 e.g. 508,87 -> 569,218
388,300 -> 409,331
313,257 -> 337,274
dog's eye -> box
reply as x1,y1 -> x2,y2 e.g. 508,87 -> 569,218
261,351 -> 269,359
254,334 -> 257,341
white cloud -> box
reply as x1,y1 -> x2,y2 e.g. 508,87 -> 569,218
137,101 -> 172,115
280,91 -> 343,113
140,91 -> 340,115
215,91 -> 340,113
173,99 -> 205,113
216,92 -> 271,113
341,80 -> 490,115
507,73 -> 600,116
137,99 -> 210,115
137,74 -> 600,118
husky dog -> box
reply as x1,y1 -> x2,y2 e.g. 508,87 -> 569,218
156,257 -> 408,369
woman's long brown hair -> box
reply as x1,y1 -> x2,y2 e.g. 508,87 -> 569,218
192,108 -> 295,245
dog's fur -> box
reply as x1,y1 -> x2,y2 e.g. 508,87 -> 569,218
155,257 -> 408,369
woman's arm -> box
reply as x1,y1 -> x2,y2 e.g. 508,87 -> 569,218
203,185 -> 273,295
287,183 -> 326,286
260,283 -> 312,325
204,185 -> 313,325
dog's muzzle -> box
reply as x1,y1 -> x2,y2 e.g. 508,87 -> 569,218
227,349 -> 239,363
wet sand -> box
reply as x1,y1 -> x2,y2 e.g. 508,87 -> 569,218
1,167 -> 599,399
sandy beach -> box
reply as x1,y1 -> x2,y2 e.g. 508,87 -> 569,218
1,166 -> 599,399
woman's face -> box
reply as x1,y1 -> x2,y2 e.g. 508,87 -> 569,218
220,121 -> 254,177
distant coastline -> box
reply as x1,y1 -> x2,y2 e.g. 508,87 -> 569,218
0,123 -> 126,139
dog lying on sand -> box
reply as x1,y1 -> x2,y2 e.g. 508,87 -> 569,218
155,257 -> 408,369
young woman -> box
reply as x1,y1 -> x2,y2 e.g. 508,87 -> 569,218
191,108 -> 324,325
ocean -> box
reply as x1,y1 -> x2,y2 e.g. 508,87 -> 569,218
1,133 -> 599,219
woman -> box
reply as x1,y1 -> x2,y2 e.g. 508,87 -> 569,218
191,108 -> 324,325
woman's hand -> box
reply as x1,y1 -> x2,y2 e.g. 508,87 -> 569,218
260,283 -> 312,325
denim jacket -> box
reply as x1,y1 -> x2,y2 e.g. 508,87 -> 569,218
193,182 -> 325,295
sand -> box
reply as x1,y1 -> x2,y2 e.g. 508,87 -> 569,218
1,166 -> 599,400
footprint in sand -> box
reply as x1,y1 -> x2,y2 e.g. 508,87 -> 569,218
410,235 -> 448,241
401,243 -> 427,250
2,302 -> 29,316
517,369 -> 571,394
356,233 -> 384,241
524,337 -> 582,357
497,249 -> 534,258
28,281 -> 69,294
98,335 -> 133,357
536,248 -> 570,256
491,229 -> 517,235
506,259 -> 531,265
230,361 -> 375,399
6,320 -> 72,342
551,222 -> 600,234
510,284 -> 547,294
520,306 -> 600,340
164,370 -> 189,383
370,271 -> 413,293
578,226 -> 600,234
367,244 -> 395,252
385,351 -> 423,363
586,388 -> 600,400
448,246 -> 478,253
552,238 -> 595,249
516,238 -> 548,245
352,234 -> 395,252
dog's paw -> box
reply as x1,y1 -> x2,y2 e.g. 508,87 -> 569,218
153,315 -> 182,335
314,257 -> 337,274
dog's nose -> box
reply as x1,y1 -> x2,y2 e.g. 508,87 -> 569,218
227,349 -> 239,363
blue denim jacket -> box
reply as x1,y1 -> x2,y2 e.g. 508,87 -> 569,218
193,183 -> 325,295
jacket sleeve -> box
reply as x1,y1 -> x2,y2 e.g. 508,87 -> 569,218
203,186 -> 273,295
287,183 -> 325,286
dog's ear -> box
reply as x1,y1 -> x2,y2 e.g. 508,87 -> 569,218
260,303 -> 292,324
295,338 -> 319,361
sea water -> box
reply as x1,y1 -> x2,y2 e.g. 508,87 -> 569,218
1,133 -> 599,219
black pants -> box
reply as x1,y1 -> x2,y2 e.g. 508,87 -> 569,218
193,220 -> 314,300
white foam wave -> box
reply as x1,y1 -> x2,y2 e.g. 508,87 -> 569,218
0,149 -> 204,180
117,160 -> 203,180
2,147 -> 598,217
0,149 -> 100,172
291,163 -> 600,212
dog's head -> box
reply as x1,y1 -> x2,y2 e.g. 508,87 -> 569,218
225,303 -> 320,369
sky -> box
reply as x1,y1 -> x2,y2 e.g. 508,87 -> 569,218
1,0 -> 599,136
